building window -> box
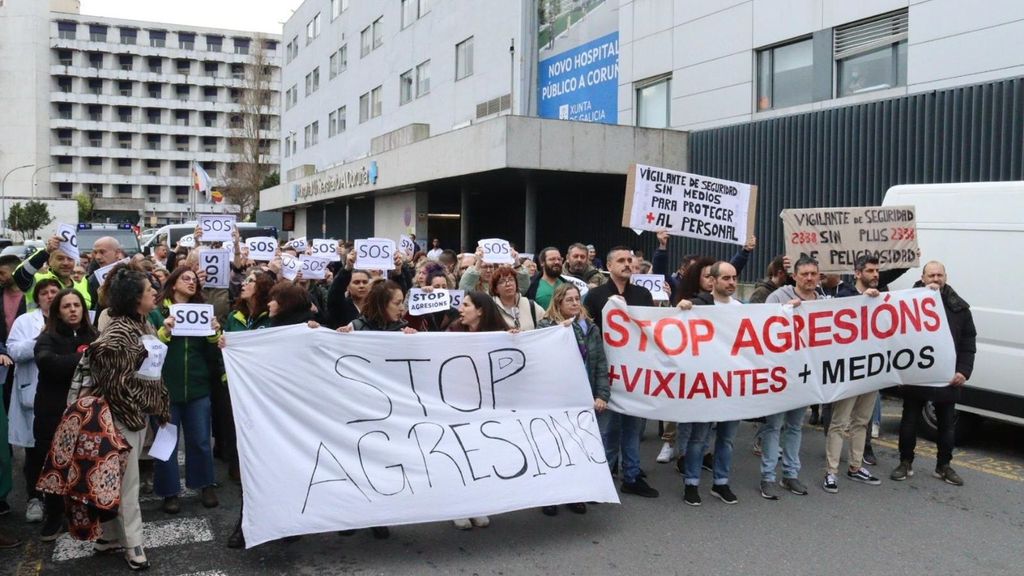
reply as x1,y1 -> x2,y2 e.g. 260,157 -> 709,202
399,69 -> 414,105
119,54 -> 133,71
359,92 -> 369,123
207,35 -> 222,52
416,60 -> 431,97
88,52 -> 103,68
283,136 -> 291,157
57,50 -> 73,66
336,106 -> 346,133
148,58 -> 162,74
58,22 -> 77,40
149,30 -> 166,47
56,130 -> 72,146
835,10 -> 908,97
371,85 -> 382,118
89,25 -> 107,42
179,32 -> 195,50
455,37 -> 474,80
402,0 -> 417,28
360,26 -> 371,57
330,45 -> 347,78
304,121 -> 319,148
120,28 -> 137,45
331,0 -> 348,20
636,75 -> 671,128
234,37 -> 250,55
285,85 -> 297,109
756,38 -> 813,111
306,13 -> 321,45
305,68 -> 320,96
329,110 -> 338,137
372,17 -> 383,49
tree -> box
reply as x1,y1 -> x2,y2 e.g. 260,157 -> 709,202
223,34 -> 276,221
75,192 -> 94,222
8,200 -> 54,241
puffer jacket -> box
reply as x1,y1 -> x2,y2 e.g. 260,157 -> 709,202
538,318 -> 609,402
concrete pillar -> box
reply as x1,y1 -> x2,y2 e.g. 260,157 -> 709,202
460,184 -> 471,252
524,180 -> 537,253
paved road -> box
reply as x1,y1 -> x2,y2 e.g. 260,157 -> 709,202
3,397 -> 1022,576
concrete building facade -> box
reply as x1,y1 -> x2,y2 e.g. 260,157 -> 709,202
0,0 -> 281,227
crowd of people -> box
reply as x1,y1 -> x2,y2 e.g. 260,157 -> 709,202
0,228 -> 975,570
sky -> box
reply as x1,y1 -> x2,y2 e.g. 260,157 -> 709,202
78,0 -> 306,35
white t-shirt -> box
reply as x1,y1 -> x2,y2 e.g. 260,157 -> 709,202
714,296 -> 743,306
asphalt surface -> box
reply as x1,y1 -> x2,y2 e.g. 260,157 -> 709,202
3,397 -> 1022,576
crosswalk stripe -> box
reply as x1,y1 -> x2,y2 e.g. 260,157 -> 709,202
179,571 -> 228,576
52,517 -> 214,562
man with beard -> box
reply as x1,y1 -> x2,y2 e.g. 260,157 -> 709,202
822,255 -> 885,493
565,243 -> 607,288
526,247 -> 565,309
13,235 -> 91,310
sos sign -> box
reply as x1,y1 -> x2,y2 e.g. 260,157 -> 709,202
197,214 -> 236,242
169,304 -> 216,337
57,223 -> 80,260
199,249 -> 231,288
246,236 -> 278,261
630,274 -> 669,301
311,239 -> 340,261
354,238 -> 396,270
479,238 -> 513,264
299,255 -> 330,279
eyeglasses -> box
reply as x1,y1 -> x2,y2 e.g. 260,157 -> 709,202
499,277 -> 517,285
242,277 -> 256,285
179,276 -> 197,284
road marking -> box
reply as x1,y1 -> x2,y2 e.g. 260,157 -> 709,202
872,437 -> 1024,482
52,517 -> 214,562
180,571 -> 228,576
13,539 -> 43,576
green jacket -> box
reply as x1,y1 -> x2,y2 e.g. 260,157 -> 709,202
225,308 -> 272,332
155,300 -> 222,403
538,318 -> 610,402
14,248 -> 91,310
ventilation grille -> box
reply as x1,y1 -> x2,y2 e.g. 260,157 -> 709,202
834,10 -> 908,60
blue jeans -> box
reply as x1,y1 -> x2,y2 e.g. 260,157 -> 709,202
154,396 -> 215,497
683,421 -> 739,486
598,410 -> 643,483
760,407 -> 805,482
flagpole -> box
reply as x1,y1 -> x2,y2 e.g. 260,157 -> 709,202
190,160 -> 196,222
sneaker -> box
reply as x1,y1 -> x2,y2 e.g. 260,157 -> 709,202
25,498 -> 44,523
871,423 -> 880,438
452,518 -> 472,530
701,453 -> 714,473
823,473 -> 839,493
711,484 -> 738,504
201,486 -> 219,508
862,445 -> 878,466
780,477 -> 808,495
656,442 -> 674,463
621,477 -> 659,498
541,505 -> 558,516
93,538 -> 124,554
847,467 -> 882,485
759,480 -> 779,501
40,513 -> 65,542
934,465 -> 964,486
469,516 -> 489,528
891,460 -> 914,481
124,545 -> 150,571
161,496 -> 180,514
683,485 -> 701,506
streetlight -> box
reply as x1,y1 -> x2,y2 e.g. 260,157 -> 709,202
31,164 -> 55,199
1,163 -> 34,235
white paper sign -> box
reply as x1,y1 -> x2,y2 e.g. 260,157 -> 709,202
311,239 -> 340,261
198,248 -> 231,289
630,274 -> 669,301
601,289 -> 956,423
479,238 -> 514,264
520,253 -> 534,262
287,237 -> 308,252
137,335 -> 168,379
399,235 -> 416,258
178,234 -> 196,249
148,423 -> 178,462
93,257 -> 130,285
354,238 -> 395,271
197,214 -> 235,243
170,304 -> 216,337
57,224 -> 80,260
560,275 -> 590,298
449,289 -> 465,308
407,288 -> 451,316
222,326 -> 619,547
246,236 -> 278,261
300,255 -> 330,280
625,164 -> 754,246
279,253 -> 300,281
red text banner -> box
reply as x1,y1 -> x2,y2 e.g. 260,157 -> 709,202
601,289 -> 955,422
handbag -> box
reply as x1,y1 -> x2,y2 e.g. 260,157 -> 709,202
66,348 -> 94,406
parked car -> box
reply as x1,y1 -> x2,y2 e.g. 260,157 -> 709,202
76,223 -> 142,257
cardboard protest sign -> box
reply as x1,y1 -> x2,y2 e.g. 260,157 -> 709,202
622,164 -> 756,245
93,258 -> 130,284
169,304 -> 216,337
299,255 -> 330,280
279,253 -> 300,281
198,249 -> 231,288
222,326 -> 619,547
780,206 -> 919,274
449,289 -> 465,308
354,238 -> 395,271
479,238 -> 514,264
601,289 -> 954,423
57,224 -> 79,260
399,235 -> 416,258
560,275 -> 589,298
197,214 -> 235,243
246,236 -> 278,261
407,288 -> 451,316
311,239 -> 340,261
629,274 -> 669,301
288,237 -> 308,252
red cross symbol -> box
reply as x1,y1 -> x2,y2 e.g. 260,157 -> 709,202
646,212 -> 655,223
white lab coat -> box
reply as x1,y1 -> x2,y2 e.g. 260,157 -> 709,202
7,309 -> 44,448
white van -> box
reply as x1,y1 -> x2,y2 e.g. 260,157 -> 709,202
883,182 -> 1024,438
142,221 -> 278,254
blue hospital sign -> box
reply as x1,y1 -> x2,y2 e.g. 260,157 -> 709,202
538,32 -> 618,124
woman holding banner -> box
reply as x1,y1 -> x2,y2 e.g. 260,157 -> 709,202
153,267 -> 222,515
491,267 -> 545,331
537,284 -> 609,516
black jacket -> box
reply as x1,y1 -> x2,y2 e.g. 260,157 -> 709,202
34,325 -> 97,420
584,280 -> 654,331
902,283 -> 977,403
351,316 -> 408,332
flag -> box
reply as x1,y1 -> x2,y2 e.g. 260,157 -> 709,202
192,162 -> 212,202
211,189 -> 224,204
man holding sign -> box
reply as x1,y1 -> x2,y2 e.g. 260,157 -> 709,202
13,232 -> 91,310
